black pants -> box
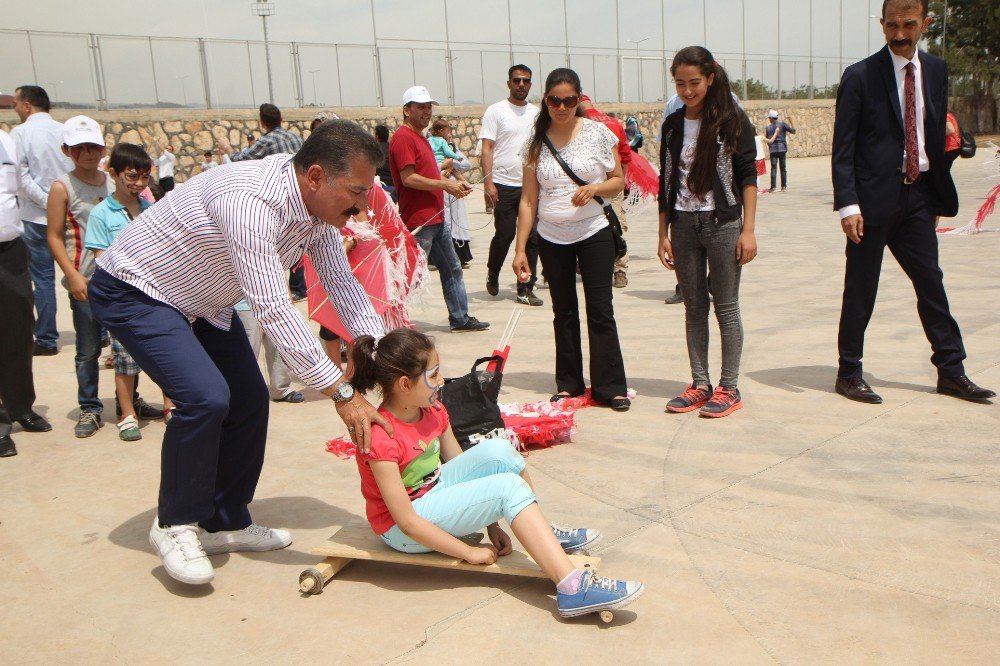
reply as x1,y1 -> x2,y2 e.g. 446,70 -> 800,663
539,227 -> 626,402
837,179 -> 966,379
487,183 -> 537,292
0,239 -> 38,434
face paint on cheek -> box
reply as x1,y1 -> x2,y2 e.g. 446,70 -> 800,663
424,365 -> 442,405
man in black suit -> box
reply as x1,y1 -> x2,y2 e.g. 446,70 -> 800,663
831,0 -> 994,404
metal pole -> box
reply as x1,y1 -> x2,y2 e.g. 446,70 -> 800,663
777,0 -> 781,100
26,31 -> 39,84
198,38 -> 213,109
148,37 -> 161,105
563,0 -> 570,67
839,0 -> 843,75
507,0 -> 513,66
479,50 -> 485,104
703,0 -> 707,46
443,0 -> 454,105
809,0 -> 814,99
291,42 -> 304,108
246,40 -> 257,107
92,34 -> 109,110
369,0 -> 384,106
411,49 -> 417,86
309,69 -> 319,105
942,0 -> 947,58
334,46 -> 343,106
262,14 -> 274,102
661,1 -> 667,101
615,0 -> 622,102
741,0 -> 748,100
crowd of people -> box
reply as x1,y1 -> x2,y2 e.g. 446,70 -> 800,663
0,0 -> 993,621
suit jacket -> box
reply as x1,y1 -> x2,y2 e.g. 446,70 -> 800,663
832,46 -> 958,223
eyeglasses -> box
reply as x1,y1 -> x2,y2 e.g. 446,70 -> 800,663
120,170 -> 151,183
545,94 -> 579,109
511,77 -> 531,85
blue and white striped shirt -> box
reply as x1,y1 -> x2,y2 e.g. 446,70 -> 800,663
97,154 -> 383,391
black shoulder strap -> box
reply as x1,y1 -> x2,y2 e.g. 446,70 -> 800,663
541,134 -> 606,207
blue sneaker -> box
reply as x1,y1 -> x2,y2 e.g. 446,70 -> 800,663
557,569 -> 644,618
551,522 -> 602,553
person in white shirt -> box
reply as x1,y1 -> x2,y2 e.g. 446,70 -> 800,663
0,129 -> 52,457
87,120 -> 392,586
153,137 -> 176,196
199,151 -> 217,172
10,85 -> 73,355
480,65 -> 542,306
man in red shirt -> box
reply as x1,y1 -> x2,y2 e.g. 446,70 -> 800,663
579,95 -> 631,288
389,86 -> 489,332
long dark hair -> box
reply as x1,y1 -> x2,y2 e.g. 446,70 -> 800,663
350,328 -> 436,396
670,47 -> 743,198
526,67 -> 585,165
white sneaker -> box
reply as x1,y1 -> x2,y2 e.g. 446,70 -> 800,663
199,523 -> 292,555
148,517 -> 214,585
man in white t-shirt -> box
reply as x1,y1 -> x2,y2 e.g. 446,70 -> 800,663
480,65 -> 542,306
153,137 -> 176,197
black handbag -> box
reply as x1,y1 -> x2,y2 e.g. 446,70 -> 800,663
959,130 -> 977,159
439,355 -> 506,451
541,135 -> 627,260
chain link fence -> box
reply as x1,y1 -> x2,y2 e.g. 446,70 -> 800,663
1,28 -> 851,110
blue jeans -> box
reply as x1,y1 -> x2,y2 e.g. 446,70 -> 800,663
69,297 -> 103,414
21,222 -> 58,349
89,269 -> 269,530
380,439 -> 536,553
414,222 -> 470,327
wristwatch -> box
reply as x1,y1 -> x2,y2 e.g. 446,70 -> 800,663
331,381 -> 355,404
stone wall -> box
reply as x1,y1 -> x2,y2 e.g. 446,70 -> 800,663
1,97 -> 989,183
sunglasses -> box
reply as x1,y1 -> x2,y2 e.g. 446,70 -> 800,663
545,94 -> 579,109
511,77 -> 531,85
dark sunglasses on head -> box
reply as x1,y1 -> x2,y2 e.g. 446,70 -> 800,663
545,94 -> 579,109
511,77 -> 531,85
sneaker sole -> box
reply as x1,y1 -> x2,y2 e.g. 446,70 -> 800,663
562,532 -> 602,554
665,400 -> 707,413
700,401 -> 744,418
148,534 -> 214,585
558,582 -> 645,618
201,537 -> 292,555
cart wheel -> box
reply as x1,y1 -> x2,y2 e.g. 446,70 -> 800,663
599,611 -> 614,624
298,568 -> 325,595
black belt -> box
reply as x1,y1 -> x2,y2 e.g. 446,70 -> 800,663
0,238 -> 19,251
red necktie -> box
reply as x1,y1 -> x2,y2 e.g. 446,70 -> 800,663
904,62 -> 919,182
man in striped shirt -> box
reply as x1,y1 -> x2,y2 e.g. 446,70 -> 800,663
89,120 -> 391,586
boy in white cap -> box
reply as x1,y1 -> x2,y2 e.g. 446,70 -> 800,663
47,117 -> 164,437
764,110 -> 796,192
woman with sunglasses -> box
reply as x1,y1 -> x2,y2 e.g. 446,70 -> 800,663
512,68 -> 629,411
658,47 -> 758,418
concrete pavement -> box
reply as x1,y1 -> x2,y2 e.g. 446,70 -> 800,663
1,154 -> 998,664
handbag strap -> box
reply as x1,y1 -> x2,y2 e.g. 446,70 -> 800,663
471,355 -> 504,372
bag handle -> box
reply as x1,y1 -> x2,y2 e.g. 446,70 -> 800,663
540,134 -> 622,235
471,355 -> 504,372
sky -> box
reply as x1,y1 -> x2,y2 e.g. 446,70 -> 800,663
1,0 -> 890,108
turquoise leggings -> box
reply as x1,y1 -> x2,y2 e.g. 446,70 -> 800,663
380,438 -> 536,553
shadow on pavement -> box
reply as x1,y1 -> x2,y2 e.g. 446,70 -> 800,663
747,364 -> 935,394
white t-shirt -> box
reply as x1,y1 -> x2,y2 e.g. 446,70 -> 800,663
156,151 -> 176,179
200,160 -> 217,171
524,119 -> 618,245
675,119 -> 715,212
479,100 -> 539,187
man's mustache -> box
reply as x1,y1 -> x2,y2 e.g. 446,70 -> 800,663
343,206 -> 361,217
891,39 -> 913,48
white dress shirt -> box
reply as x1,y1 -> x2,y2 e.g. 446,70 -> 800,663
97,155 -> 384,391
10,112 -> 74,225
0,130 -> 23,242
839,51 -> 929,220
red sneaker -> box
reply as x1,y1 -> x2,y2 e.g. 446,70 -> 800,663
699,388 -> 743,418
665,384 -> 713,413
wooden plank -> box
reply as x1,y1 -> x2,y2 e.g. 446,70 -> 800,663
311,522 -> 601,578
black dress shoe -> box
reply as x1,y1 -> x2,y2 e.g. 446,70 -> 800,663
835,377 -> 883,404
0,435 -> 16,457
937,375 -> 996,402
33,343 -> 57,356
16,412 -> 52,432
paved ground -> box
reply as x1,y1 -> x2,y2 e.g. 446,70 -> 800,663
2,154 -> 998,664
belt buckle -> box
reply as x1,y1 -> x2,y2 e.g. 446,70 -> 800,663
903,175 -> 917,185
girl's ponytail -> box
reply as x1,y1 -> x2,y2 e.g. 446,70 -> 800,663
349,335 -> 379,394
347,329 -> 436,397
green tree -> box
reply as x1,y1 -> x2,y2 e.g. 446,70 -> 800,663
925,0 -> 999,130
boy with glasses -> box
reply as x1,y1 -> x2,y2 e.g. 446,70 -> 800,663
86,143 -> 170,441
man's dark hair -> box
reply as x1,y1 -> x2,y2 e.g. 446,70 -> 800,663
204,151 -> 213,158
508,64 -> 532,80
881,0 -> 928,18
374,124 -> 390,142
108,143 -> 153,173
259,103 -> 282,129
294,119 -> 383,176
15,85 -> 51,112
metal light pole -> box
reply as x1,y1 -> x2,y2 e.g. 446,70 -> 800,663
626,36 -> 651,102
176,74 -> 190,107
309,69 -> 320,105
251,1 -> 276,103
942,0 -> 948,58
